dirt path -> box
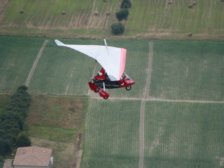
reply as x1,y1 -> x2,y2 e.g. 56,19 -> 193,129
25,40 -> 48,87
91,95 -> 224,104
149,97 -> 224,104
138,41 -> 154,168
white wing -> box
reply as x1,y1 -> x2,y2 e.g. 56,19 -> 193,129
55,39 -> 126,81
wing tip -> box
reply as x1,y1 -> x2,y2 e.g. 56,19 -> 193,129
55,39 -> 64,46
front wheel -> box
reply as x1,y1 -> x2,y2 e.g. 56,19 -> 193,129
125,85 -> 132,91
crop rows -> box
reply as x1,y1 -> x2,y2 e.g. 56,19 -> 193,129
127,0 -> 224,36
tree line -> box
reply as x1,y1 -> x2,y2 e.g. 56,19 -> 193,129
0,86 -> 31,156
111,0 -> 132,35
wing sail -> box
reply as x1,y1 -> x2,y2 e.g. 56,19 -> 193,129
55,40 -> 126,81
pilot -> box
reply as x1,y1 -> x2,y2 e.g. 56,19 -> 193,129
95,68 -> 107,81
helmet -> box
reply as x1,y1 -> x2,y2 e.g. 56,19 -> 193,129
98,72 -> 102,76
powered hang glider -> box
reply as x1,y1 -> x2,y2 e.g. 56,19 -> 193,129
55,39 -> 135,99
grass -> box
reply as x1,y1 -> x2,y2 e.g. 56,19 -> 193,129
29,125 -> 75,143
27,95 -> 87,139
29,39 -> 94,95
150,40 -> 224,100
82,99 -> 140,168
0,36 -> 43,93
144,102 -> 224,168
27,95 -> 87,142
27,95 -> 87,168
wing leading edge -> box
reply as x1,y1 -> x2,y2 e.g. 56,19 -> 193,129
55,39 -> 126,81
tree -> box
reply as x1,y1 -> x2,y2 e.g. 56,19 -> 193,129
116,9 -> 129,21
16,132 -> 31,147
0,139 -> 11,155
111,23 -> 125,35
120,0 -> 132,8
0,85 -> 32,156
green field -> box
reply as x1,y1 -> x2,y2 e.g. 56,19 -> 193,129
144,102 -> 224,168
82,99 -> 140,168
0,0 -> 224,38
150,40 -> 224,100
0,36 -> 43,93
1,0 -> 224,167
81,101 -> 224,168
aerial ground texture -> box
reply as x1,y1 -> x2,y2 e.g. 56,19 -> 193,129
0,36 -> 224,168
0,0 -> 224,168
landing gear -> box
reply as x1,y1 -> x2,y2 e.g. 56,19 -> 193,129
125,85 -> 132,91
99,89 -> 109,99
88,81 -> 109,99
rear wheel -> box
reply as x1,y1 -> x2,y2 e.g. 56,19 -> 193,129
125,85 -> 132,91
103,96 -> 109,99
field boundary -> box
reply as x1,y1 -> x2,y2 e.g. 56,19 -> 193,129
95,96 -> 224,104
25,40 -> 48,86
149,97 -> 224,104
138,41 -> 154,168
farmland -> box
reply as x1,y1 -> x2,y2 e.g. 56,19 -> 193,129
0,35 -> 224,168
150,40 -> 224,100
0,0 -> 120,37
144,102 -> 224,168
0,0 -> 224,168
0,0 -> 224,38
82,99 -> 140,168
0,36 -> 43,93
128,0 -> 224,37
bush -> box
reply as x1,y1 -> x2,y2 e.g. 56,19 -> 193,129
116,9 -> 129,21
121,0 -> 132,8
16,132 -> 31,147
111,23 -> 125,35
